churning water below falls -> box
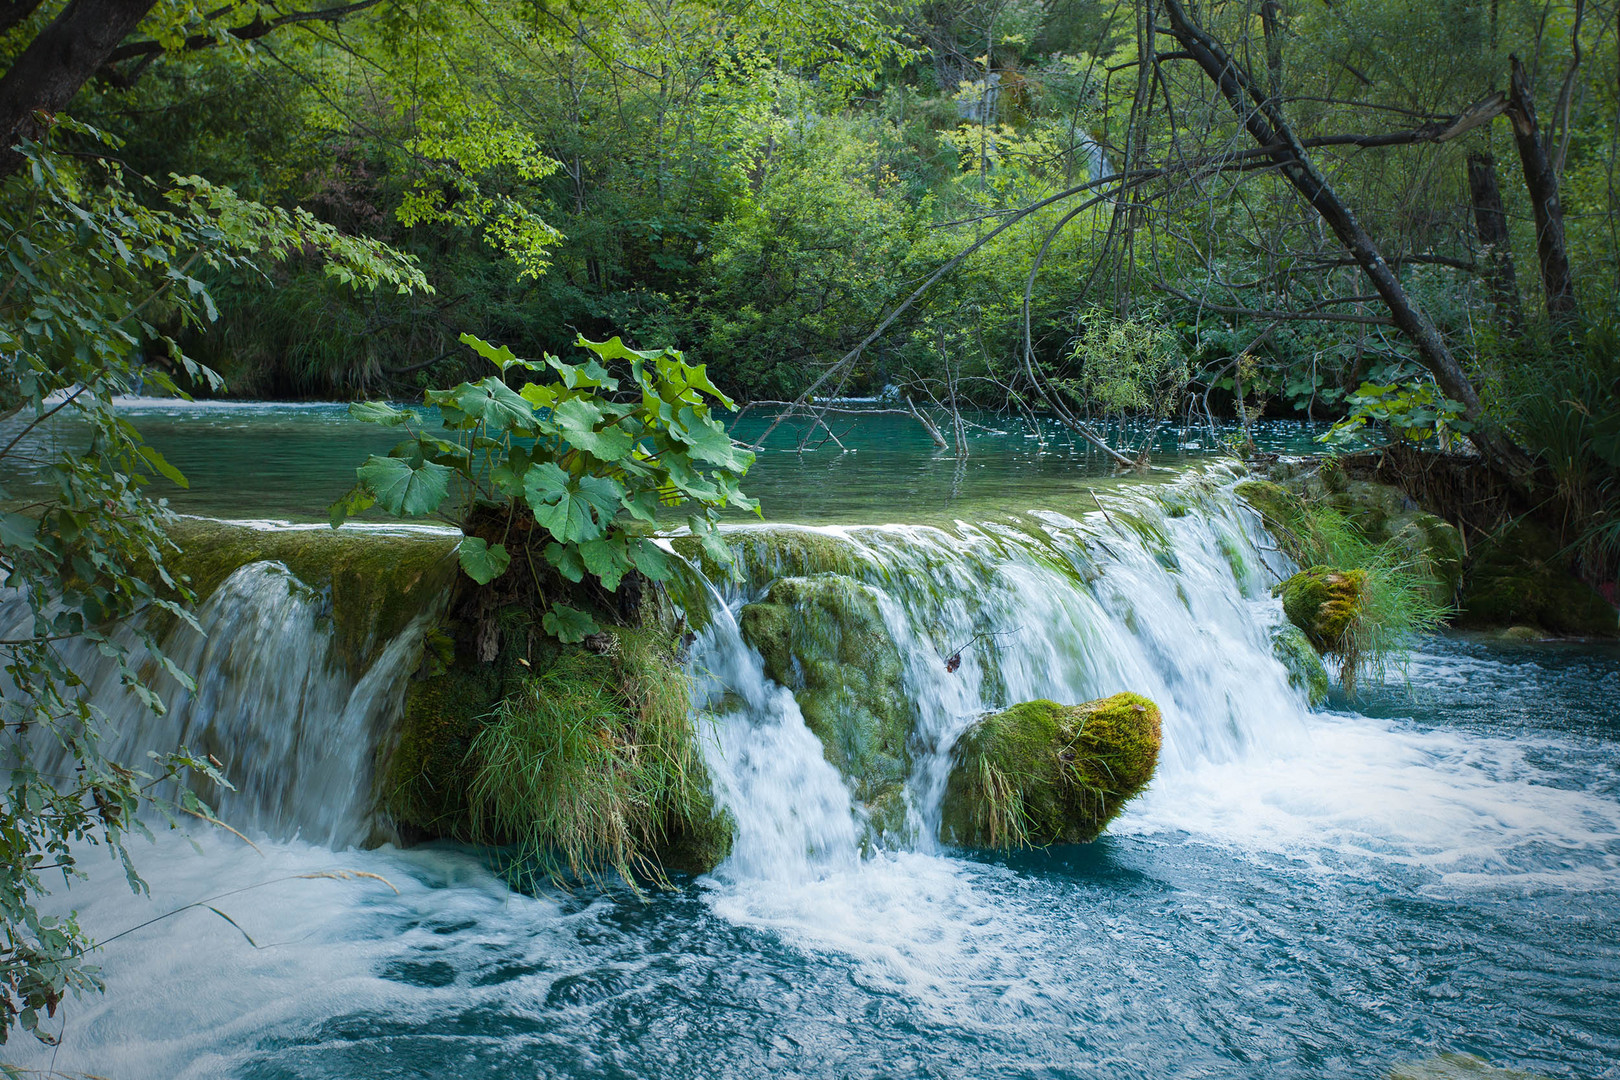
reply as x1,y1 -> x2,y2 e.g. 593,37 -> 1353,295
9,469 -> 1620,1080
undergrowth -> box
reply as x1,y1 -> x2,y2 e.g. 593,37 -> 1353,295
1259,479 -> 1448,693
465,630 -> 712,892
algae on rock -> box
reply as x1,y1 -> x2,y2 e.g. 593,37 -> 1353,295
939,693 -> 1161,849
1458,519 -> 1617,636
161,518 -> 460,672
737,573 -> 913,837
1270,622 -> 1330,706
1277,566 -> 1367,652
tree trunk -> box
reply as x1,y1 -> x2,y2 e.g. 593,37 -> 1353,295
1160,0 -> 1535,483
1466,151 -> 1524,329
0,0 -> 160,178
1506,54 -> 1579,321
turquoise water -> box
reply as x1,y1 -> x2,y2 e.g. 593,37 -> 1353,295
5,475 -> 1616,1080
1,399 -> 1326,524
16,636 -> 1618,1079
3,403 -> 1616,1080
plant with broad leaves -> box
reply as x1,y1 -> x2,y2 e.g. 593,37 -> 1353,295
1321,380 -> 1475,448
0,119 -> 427,1045
332,333 -> 757,642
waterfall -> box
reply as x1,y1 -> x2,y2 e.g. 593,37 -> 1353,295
7,467 -> 1305,861
686,464 -> 1310,880
4,533 -> 454,848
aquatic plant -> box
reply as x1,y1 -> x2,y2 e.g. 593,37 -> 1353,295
939,694 -> 1161,850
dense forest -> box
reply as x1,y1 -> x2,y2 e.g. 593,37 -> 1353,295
3,0 -> 1620,1051
7,0 -> 1616,554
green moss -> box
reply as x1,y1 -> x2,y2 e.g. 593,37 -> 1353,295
939,692 -> 1162,849
1277,566 -> 1367,652
1387,1053 -> 1553,1080
457,628 -> 731,887
382,663 -> 501,836
669,526 -> 863,588
1458,519 -> 1617,636
738,573 -> 913,835
382,612 -> 734,880
1382,511 -> 1464,606
161,519 -> 460,671
1234,479 -> 1313,558
1270,623 -> 1330,706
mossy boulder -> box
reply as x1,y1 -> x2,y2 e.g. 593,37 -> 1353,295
1237,473 -> 1461,607
1276,566 -> 1367,652
939,693 -> 1161,849
1270,623 -> 1330,705
1380,510 -> 1464,606
382,613 -> 735,876
738,574 -> 912,834
1234,479 -> 1313,555
382,660 -> 501,837
1457,519 -> 1617,636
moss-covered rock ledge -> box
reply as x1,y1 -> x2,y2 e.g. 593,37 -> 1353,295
161,518 -> 461,672
940,693 -> 1162,849
738,573 -> 913,839
1236,463 -> 1616,638
378,542 -> 733,883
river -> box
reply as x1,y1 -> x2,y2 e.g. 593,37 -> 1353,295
3,407 -> 1616,1079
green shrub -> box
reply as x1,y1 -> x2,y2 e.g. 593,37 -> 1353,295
464,631 -> 723,889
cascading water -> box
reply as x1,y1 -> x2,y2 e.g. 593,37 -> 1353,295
4,546 -> 445,848
6,467 -> 1619,1079
687,464 -> 1307,879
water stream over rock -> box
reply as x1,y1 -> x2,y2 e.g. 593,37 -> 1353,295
4,466 -> 1617,1078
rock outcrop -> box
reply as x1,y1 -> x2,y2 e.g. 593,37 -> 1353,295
939,693 -> 1161,849
739,573 -> 912,836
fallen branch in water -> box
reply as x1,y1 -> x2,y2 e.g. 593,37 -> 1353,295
944,626 -> 1023,673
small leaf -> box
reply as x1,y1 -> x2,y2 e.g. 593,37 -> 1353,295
328,485 -> 375,527
426,377 -> 535,433
0,511 -> 39,551
349,400 -> 415,427
627,537 -> 672,581
579,535 -> 632,590
672,406 -> 753,470
138,445 -> 188,488
458,537 -> 511,585
523,462 -> 622,543
542,603 -> 599,644
544,541 -> 585,582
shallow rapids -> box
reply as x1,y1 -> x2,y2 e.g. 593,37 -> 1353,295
5,472 -> 1618,1078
